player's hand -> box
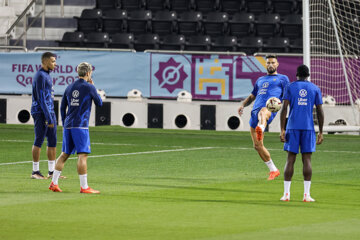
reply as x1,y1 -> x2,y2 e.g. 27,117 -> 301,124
87,78 -> 94,85
280,129 -> 285,142
238,106 -> 244,116
48,124 -> 54,128
317,132 -> 323,145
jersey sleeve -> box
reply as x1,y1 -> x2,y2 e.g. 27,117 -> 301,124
35,73 -> 53,124
90,85 -> 103,107
60,87 -> 68,125
283,84 -> 291,101
251,80 -> 259,97
280,75 -> 290,99
315,86 -> 323,105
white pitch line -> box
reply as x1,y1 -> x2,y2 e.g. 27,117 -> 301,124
0,139 -> 183,148
0,147 -> 216,166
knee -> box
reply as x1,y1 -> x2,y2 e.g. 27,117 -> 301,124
253,143 -> 263,151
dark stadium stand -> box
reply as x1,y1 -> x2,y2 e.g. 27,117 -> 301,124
56,0 -> 304,53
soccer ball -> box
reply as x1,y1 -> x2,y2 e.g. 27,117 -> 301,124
322,95 -> 336,106
266,97 -> 282,112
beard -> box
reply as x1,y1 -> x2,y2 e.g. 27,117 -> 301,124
267,66 -> 276,74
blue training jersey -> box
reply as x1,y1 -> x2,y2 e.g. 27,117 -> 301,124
251,74 -> 290,112
283,80 -> 323,130
31,68 -> 55,124
61,78 -> 102,128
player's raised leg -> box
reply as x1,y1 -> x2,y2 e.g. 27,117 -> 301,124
250,127 -> 280,180
255,107 -> 272,141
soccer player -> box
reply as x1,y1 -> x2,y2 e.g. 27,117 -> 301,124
49,62 -> 102,194
279,64 -> 324,202
238,55 -> 289,180
31,52 -> 58,179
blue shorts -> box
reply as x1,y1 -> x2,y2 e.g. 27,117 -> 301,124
249,108 -> 277,129
32,112 -> 57,148
62,128 -> 91,155
284,129 -> 316,154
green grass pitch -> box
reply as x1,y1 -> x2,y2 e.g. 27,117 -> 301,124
0,124 -> 359,240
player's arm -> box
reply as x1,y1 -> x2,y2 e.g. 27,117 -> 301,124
279,100 -> 289,142
88,81 -> 103,107
35,75 -> 54,126
238,94 -> 255,116
316,104 -> 324,145
60,89 -> 68,126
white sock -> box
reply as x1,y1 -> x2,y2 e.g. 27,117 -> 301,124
79,174 -> 89,189
48,160 -> 55,172
265,159 -> 278,172
258,124 -> 265,132
52,170 -> 61,185
33,162 -> 39,172
304,181 -> 311,195
284,181 -> 291,195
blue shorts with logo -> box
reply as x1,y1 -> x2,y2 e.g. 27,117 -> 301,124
32,112 -> 57,148
62,128 -> 91,154
284,129 -> 316,154
249,108 -> 277,129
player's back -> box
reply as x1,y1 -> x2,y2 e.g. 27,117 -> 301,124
62,79 -> 102,128
285,80 -> 323,130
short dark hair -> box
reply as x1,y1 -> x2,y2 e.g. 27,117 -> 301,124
296,64 -> 310,78
41,52 -> 56,63
265,54 -> 277,59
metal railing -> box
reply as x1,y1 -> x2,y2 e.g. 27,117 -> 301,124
145,49 -> 246,56
34,46 -> 136,52
0,45 -> 28,52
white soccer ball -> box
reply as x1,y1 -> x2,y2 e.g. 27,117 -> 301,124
266,97 -> 282,112
97,89 -> 106,100
322,95 -> 336,106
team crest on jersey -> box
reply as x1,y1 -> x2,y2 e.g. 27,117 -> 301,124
72,90 -> 79,98
299,89 -> 307,97
273,78 -> 277,81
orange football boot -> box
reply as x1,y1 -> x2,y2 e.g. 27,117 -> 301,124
268,170 -> 280,180
49,182 -> 62,192
80,187 -> 100,194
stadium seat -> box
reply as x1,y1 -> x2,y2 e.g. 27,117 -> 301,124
255,13 -> 281,37
211,36 -> 237,52
58,32 -> 85,47
195,0 -> 220,13
160,34 -> 186,50
202,12 -> 229,37
127,10 -> 152,34
262,37 -> 290,53
177,11 -> 203,36
169,0 -> 196,13
272,0 -> 297,14
134,33 -> 159,51
121,0 -> 146,11
281,14 -> 302,39
109,33 -> 134,49
97,0 -> 121,10
75,9 -> 103,33
289,38 -> 302,53
185,35 -> 211,51
84,32 -> 110,48
246,0 -> 272,15
221,0 -> 245,15
229,12 -> 255,37
146,0 -> 170,11
152,10 -> 177,36
237,36 -> 263,54
102,9 -> 127,34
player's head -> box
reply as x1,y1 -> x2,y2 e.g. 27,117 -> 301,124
265,54 -> 279,75
41,52 -> 56,71
296,64 -> 310,79
77,62 -> 93,79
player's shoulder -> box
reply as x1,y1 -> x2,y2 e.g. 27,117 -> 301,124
276,73 -> 290,81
